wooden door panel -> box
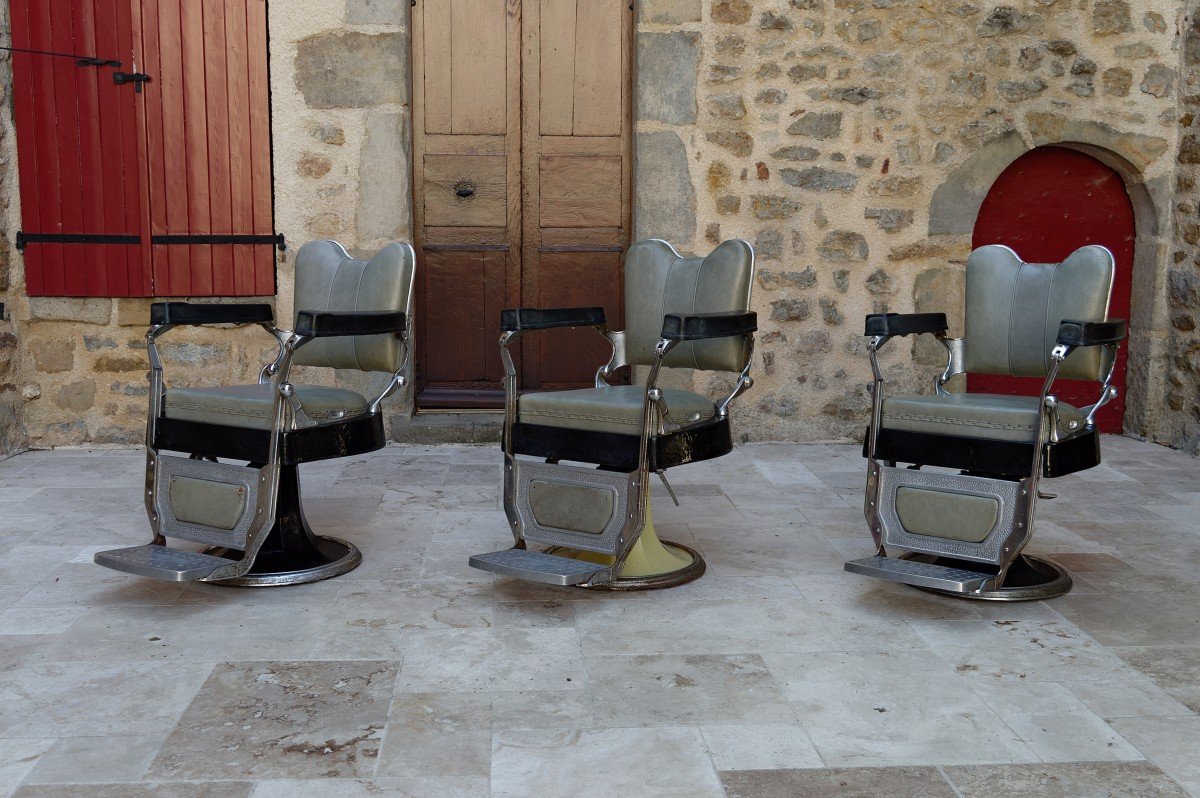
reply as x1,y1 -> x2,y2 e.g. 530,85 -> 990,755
570,0 -> 623,136
424,155 -> 508,227
539,156 -> 623,228
420,249 -> 508,385
450,0 -> 509,134
525,251 -> 623,388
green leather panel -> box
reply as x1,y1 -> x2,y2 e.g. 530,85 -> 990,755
963,244 -> 1114,381
164,384 -> 370,430
291,240 -> 415,373
895,486 -> 998,543
519,385 -> 717,435
529,480 -> 614,534
624,239 -> 754,372
881,392 -> 1086,443
168,475 -> 247,530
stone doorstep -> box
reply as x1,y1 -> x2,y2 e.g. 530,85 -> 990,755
390,410 -> 503,445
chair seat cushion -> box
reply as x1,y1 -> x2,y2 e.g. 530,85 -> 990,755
518,385 -> 717,436
164,384 -> 370,431
881,392 -> 1086,443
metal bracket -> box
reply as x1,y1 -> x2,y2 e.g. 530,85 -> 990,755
113,71 -> 151,92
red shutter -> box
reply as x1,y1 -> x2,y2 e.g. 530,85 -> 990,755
10,0 -> 152,297
10,0 -> 276,298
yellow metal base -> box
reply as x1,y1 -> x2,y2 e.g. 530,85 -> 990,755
546,488 -> 706,590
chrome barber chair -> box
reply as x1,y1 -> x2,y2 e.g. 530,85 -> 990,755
845,244 -> 1125,600
470,239 -> 756,590
95,240 -> 415,586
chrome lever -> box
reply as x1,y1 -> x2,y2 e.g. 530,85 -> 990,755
656,469 -> 680,506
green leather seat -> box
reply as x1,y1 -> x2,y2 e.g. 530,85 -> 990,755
518,385 -> 717,436
164,384 -> 370,431
881,392 -> 1087,444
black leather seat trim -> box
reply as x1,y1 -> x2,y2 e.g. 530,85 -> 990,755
865,427 -> 1100,479
509,417 -> 733,471
155,414 -> 385,465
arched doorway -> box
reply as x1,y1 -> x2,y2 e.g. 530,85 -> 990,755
970,145 -> 1134,433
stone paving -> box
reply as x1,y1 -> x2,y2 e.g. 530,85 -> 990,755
0,436 -> 1198,797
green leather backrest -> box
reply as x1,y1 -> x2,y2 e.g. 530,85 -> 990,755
963,244 -> 1114,381
623,238 -> 755,372
291,240 -> 416,373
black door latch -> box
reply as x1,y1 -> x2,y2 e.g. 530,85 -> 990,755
113,72 -> 151,93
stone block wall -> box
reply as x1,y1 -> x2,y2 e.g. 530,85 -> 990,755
635,0 -> 1184,442
0,0 -> 1196,450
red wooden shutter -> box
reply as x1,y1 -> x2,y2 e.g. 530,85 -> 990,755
10,0 -> 275,298
140,0 -> 276,297
10,0 -> 152,297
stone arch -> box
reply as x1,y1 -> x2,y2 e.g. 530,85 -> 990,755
927,124 -> 1172,438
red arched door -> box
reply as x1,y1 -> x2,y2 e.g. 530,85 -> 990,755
970,146 -> 1133,433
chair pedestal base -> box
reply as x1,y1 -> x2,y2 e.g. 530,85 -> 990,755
202,464 -> 362,587
545,498 -> 706,591
902,553 -> 1072,601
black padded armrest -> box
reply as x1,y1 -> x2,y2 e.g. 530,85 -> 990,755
150,302 -> 274,326
1056,319 -> 1127,348
500,306 -> 605,331
661,311 -> 757,341
295,310 -> 407,337
864,312 -> 948,338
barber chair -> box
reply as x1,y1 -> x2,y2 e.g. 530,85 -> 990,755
844,244 -> 1126,600
469,239 -> 757,589
95,240 -> 414,586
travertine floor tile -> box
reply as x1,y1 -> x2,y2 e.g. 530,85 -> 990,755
491,727 -> 724,798
585,653 -> 794,727
148,661 -> 397,780
719,766 -> 958,798
944,761 -> 1191,798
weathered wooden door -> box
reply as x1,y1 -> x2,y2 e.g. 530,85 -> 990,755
9,0 -> 275,297
412,0 -> 632,407
971,146 -> 1133,433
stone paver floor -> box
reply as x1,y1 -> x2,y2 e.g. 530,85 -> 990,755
1,436 -> 1198,797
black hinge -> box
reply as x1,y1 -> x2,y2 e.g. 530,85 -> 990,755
113,72 -> 151,92
15,232 -> 140,251
151,233 -> 286,251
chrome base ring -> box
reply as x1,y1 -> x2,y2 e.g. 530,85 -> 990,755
902,553 -> 1072,601
550,540 -> 706,591
202,536 -> 362,587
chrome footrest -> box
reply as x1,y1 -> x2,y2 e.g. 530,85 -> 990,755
469,548 -> 609,586
95,544 -> 230,582
844,554 -> 992,593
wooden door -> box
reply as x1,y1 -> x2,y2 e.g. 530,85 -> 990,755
412,0 -> 632,406
971,146 -> 1133,433
140,0 -> 276,296
10,0 -> 152,296
9,0 -> 275,298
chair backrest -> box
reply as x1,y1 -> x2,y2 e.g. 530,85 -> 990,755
963,244 -> 1115,381
291,240 -> 416,373
623,238 -> 755,372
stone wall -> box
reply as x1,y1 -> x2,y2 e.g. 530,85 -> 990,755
635,0 -> 1183,442
0,0 -> 1195,448
0,0 -> 414,450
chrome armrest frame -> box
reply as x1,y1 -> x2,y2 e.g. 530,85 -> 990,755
1080,342 -> 1121,427
934,336 -> 965,396
716,334 -> 756,419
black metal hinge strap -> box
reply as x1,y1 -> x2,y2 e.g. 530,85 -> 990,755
151,234 -> 286,250
15,232 -> 140,251
113,71 -> 151,92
